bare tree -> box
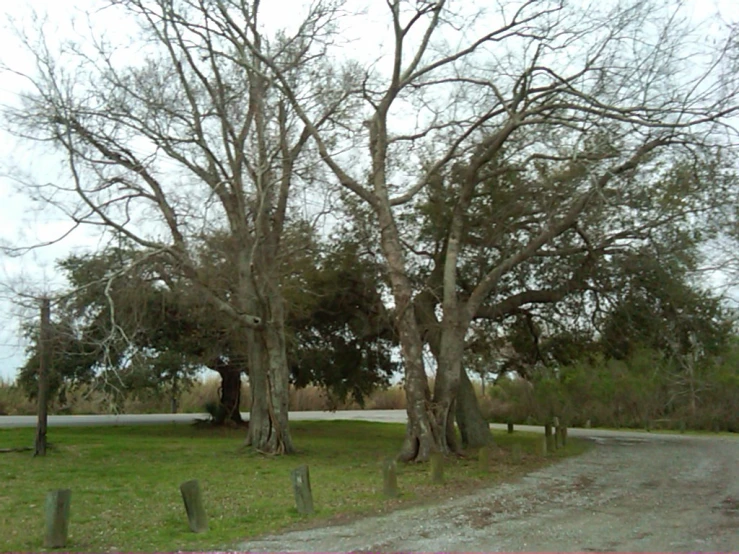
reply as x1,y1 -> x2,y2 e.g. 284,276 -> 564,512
2,0 -> 349,453
4,0 -> 737,461
242,0 -> 738,460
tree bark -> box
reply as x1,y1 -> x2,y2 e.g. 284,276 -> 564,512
375,196 -> 439,462
35,298 -> 51,457
396,305 -> 439,462
456,367 -> 495,448
244,283 -> 294,454
216,367 -> 244,425
431,324 -> 465,455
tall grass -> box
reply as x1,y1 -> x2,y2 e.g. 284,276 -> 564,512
0,377 -> 35,415
0,375 -> 411,415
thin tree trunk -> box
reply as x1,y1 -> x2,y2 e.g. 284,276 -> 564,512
35,298 -> 51,457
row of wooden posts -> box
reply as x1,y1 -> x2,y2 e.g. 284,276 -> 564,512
41,420 -> 567,548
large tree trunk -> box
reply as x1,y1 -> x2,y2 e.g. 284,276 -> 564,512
216,367 -> 244,425
456,367 -> 495,448
396,304 -> 441,463
245,286 -> 294,454
372,181 -> 440,462
430,326 -> 465,455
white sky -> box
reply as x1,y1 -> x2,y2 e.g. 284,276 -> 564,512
0,0 -> 737,381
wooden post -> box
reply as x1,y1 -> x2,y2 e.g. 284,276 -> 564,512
35,298 -> 51,457
382,458 -> 399,498
44,489 -> 71,548
554,427 -> 562,449
430,452 -> 444,484
541,437 -> 548,456
478,446 -> 490,471
180,480 -> 208,533
291,465 -> 314,515
507,421 -> 514,434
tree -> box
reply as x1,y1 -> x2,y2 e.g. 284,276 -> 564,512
17,248 -> 206,414
19,230 -> 398,419
286,238 -> 398,407
3,1 -> 350,452
598,247 -> 735,418
248,0 -> 738,460
5,1 -> 737,461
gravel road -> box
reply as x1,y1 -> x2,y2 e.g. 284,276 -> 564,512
237,434 -> 739,552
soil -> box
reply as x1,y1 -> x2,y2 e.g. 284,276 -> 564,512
236,433 -> 739,552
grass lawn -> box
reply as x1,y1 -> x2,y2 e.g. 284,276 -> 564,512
0,421 -> 588,552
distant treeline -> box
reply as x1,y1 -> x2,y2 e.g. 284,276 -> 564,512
486,343 -> 739,432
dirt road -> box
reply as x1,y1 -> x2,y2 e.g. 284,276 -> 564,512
237,434 -> 739,552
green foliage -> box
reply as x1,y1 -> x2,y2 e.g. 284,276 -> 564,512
17,246 -> 204,409
285,239 -> 398,406
17,228 -> 399,410
489,342 -> 739,431
599,249 -> 732,361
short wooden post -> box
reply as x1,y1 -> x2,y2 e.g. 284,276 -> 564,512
541,437 -> 548,456
180,480 -> 208,533
544,423 -> 552,439
554,427 -> 562,449
511,443 -> 522,464
507,421 -> 514,434
44,489 -> 71,548
430,452 -> 444,484
291,465 -> 314,515
478,446 -> 490,471
382,458 -> 399,498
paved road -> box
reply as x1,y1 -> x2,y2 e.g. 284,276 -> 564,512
0,411 -> 404,428
0,410 -> 717,443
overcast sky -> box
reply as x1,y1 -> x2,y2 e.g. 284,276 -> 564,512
0,0 -> 737,381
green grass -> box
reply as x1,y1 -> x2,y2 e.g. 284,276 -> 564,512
0,421 -> 588,552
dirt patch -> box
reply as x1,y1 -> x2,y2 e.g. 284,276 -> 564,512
236,434 -> 739,552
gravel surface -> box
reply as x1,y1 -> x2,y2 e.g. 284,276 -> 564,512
237,434 -> 739,552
